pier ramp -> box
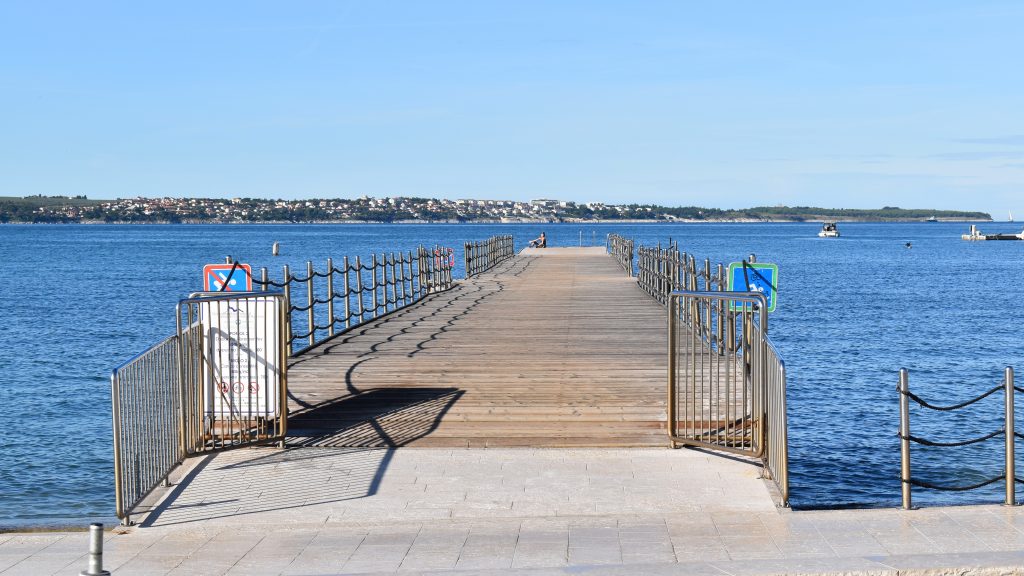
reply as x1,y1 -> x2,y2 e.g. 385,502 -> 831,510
285,246 -> 668,448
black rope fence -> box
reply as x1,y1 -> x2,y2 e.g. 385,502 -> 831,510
251,244 -> 458,353
900,428 -> 1004,447
899,369 -> 1017,508
907,476 -> 1004,492
464,235 -> 513,278
902,384 -> 1003,412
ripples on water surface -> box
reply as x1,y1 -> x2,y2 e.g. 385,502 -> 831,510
1,222 -> 1022,526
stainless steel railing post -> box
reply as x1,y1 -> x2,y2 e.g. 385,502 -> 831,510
343,256 -> 352,329
1006,366 -> 1016,506
326,258 -> 335,337
306,261 -> 315,347
667,295 -> 677,446
899,368 -> 912,510
371,254 -> 379,318
355,256 -> 365,323
389,252 -> 398,311
282,265 -> 292,348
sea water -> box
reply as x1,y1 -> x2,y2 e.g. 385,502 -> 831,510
2,221 -> 1023,527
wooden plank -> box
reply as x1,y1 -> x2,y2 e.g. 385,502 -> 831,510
286,248 -> 672,448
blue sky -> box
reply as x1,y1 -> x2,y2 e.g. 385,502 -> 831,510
2,1 -> 1023,217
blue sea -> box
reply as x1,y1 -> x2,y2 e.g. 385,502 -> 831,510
2,222 -> 1023,528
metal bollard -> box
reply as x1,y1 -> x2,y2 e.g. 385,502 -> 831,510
899,369 -> 912,510
80,523 -> 111,576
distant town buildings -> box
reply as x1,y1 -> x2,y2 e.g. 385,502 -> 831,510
11,195 -> 672,223
0,195 -> 992,223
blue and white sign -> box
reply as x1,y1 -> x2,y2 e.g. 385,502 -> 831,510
727,262 -> 779,312
203,263 -> 252,292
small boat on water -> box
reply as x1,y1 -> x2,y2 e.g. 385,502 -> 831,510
818,222 -> 840,238
926,215 -> 938,222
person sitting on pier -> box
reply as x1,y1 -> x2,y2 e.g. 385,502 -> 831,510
529,232 -> 547,248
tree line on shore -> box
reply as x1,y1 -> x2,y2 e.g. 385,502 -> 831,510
0,195 -> 991,223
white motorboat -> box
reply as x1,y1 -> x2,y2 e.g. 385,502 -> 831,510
818,222 -> 840,238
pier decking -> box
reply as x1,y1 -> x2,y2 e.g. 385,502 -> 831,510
285,247 -> 668,449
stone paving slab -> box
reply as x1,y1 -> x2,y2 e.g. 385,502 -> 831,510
5,447 -> 1024,575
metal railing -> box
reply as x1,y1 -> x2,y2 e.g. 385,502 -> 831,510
606,234 -> 634,276
254,245 -> 454,354
111,335 -> 181,525
899,367 -> 1017,509
668,291 -> 789,505
636,242 -> 728,305
465,235 -> 514,278
111,292 -> 287,524
630,239 -> 788,504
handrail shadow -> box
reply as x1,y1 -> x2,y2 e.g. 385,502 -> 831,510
287,387 -> 463,447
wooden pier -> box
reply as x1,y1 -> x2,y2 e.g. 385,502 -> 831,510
286,247 -> 668,448
962,224 -> 1024,241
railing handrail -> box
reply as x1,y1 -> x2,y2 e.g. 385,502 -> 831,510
631,236 -> 787,506
465,234 -> 514,278
111,334 -> 180,523
606,234 -> 634,276
112,291 -> 288,525
252,244 -> 456,354
668,288 -> 788,505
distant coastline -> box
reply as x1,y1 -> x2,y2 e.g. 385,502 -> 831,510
0,218 -> 996,225
0,195 -> 992,224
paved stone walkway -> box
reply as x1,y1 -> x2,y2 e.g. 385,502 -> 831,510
5,447 -> 1024,575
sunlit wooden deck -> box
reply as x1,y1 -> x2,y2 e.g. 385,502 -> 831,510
285,247 -> 668,448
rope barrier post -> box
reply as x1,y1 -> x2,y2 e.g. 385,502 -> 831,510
403,248 -> 411,301
396,252 -> 406,305
1006,366 -> 1016,506
260,267 -> 268,292
282,265 -> 292,350
416,247 -> 424,297
326,258 -> 335,337
343,256 -> 351,329
372,253 -> 380,317
389,252 -> 398,311
306,261 -> 315,348
900,368 -> 912,510
355,256 -> 365,324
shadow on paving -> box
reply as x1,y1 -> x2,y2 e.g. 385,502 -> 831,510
139,389 -> 462,527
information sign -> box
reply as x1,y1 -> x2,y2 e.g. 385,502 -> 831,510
200,296 -> 281,417
203,263 -> 252,292
727,261 -> 779,312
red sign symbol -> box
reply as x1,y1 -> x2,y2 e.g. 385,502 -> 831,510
203,263 -> 253,291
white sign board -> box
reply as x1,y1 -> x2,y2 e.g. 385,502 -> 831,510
200,296 -> 281,417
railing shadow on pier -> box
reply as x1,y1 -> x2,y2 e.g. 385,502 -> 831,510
287,388 -> 464,447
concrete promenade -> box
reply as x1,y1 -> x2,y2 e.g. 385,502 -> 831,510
5,447 -> 1024,575
5,249 -> 1024,574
